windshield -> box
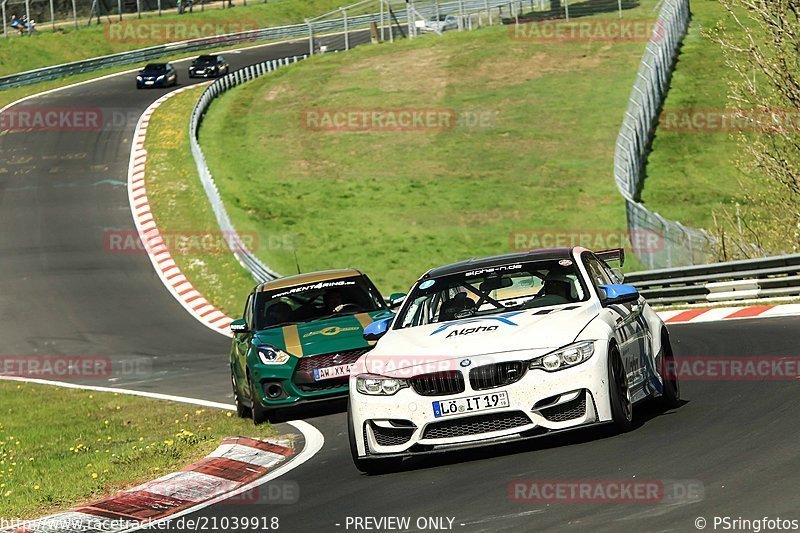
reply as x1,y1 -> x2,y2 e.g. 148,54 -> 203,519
143,64 -> 167,72
195,55 -> 216,63
253,276 -> 386,330
394,259 -> 588,330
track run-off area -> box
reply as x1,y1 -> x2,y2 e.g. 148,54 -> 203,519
0,32 -> 798,533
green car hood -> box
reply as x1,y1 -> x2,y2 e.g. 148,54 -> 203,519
252,310 -> 393,357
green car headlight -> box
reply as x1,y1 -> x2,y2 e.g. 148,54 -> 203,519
355,374 -> 409,396
256,346 -> 291,365
529,341 -> 595,371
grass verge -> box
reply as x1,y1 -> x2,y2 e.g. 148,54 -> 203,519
0,380 -> 275,520
643,0 -> 766,233
144,85 -> 255,316
197,8 -> 658,294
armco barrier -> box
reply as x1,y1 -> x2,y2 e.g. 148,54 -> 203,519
625,254 -> 800,305
188,56 -> 309,282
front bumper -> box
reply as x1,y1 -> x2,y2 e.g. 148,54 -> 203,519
189,69 -> 216,78
349,343 -> 613,458
250,347 -> 372,409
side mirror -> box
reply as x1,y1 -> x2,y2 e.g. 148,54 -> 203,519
363,317 -> 392,342
388,292 -> 406,309
230,318 -> 249,334
599,284 -> 639,305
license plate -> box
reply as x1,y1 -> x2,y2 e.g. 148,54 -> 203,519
145,81 -> 154,85
432,391 -> 510,418
313,363 -> 352,381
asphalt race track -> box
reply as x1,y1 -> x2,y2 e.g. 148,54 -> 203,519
1,33 -> 799,533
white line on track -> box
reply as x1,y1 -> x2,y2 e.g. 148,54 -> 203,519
0,375 -> 325,532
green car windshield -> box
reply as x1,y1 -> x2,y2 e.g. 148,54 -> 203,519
253,276 -> 385,330
395,259 -> 589,330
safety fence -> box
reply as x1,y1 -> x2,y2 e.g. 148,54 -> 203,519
612,0 -> 718,269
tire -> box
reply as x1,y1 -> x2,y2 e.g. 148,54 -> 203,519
347,403 -> 402,475
248,373 -> 269,425
658,332 -> 681,408
608,346 -> 633,432
231,370 -> 251,419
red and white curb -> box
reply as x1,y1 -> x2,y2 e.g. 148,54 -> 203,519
4,437 -> 295,533
657,303 -> 800,324
127,84 -> 235,338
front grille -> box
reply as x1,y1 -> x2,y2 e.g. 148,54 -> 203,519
296,380 -> 348,393
539,391 -> 586,422
422,411 -> 531,439
370,424 -> 415,447
294,347 -> 372,375
409,371 -> 465,396
469,361 -> 527,390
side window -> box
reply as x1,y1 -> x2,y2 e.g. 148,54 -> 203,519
583,254 -> 612,292
244,293 -> 254,326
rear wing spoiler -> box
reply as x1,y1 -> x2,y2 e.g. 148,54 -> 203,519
595,248 -> 625,267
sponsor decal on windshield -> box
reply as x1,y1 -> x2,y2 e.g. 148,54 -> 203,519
464,264 -> 522,277
272,280 -> 356,299
430,311 -> 524,335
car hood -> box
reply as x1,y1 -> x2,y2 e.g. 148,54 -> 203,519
361,303 -> 598,376
252,310 -> 393,357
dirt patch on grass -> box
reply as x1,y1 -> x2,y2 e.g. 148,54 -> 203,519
337,46 -> 451,98
474,48 -> 604,89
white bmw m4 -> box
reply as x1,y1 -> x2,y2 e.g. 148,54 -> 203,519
347,247 -> 680,473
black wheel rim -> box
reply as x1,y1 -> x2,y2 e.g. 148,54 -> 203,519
613,354 -> 632,421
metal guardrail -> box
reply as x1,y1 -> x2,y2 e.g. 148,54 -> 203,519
625,254 -> 800,305
612,0 -> 718,270
188,56 -> 312,282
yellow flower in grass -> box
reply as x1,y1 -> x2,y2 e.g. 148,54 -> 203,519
34,485 -> 40,490
91,472 -> 98,479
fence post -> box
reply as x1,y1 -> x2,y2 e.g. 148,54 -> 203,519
343,8 -> 349,50
617,0 -> 622,18
49,0 -> 54,31
306,20 -> 314,56
24,0 -> 30,35
380,0 -> 385,41
564,0 -> 569,21
72,0 -> 77,27
136,0 -> 141,19
485,0 -> 491,26
158,0 -> 162,16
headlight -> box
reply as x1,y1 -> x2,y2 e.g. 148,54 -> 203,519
256,346 -> 291,365
136,75 -> 142,80
529,341 -> 595,371
355,374 -> 409,396
156,74 -> 165,80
